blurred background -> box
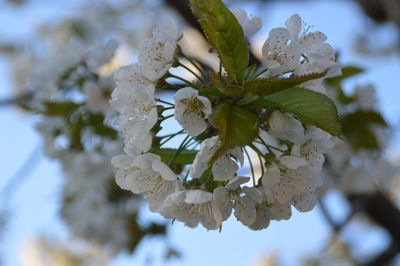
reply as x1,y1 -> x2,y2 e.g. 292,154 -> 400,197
1,0 -> 400,265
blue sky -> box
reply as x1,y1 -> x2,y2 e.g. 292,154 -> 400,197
1,0 -> 399,265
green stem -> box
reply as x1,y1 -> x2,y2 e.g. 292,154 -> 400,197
161,114 -> 175,120
179,62 -> 204,83
254,68 -> 269,78
180,53 -> 203,74
169,135 -> 191,165
150,132 -> 182,153
158,129 -> 184,139
156,98 -> 174,106
168,74 -> 198,89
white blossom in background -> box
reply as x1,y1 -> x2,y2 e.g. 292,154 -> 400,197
22,236 -> 109,266
324,84 -> 400,196
232,8 -> 263,37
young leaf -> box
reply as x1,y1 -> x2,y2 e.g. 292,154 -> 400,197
244,71 -> 327,96
209,70 -> 245,97
210,103 -> 258,155
341,110 -> 388,151
155,148 -> 198,165
42,101 -> 82,116
86,113 -> 118,139
189,0 -> 249,84
255,88 -> 341,136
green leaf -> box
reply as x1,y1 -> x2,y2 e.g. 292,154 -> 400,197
338,66 -> 364,80
154,148 -> 198,165
210,103 -> 258,155
42,101 -> 82,116
341,110 -> 388,150
209,71 -> 245,97
244,71 -> 327,96
326,66 -> 364,105
190,0 -> 249,83
326,66 -> 364,87
199,87 -> 225,98
255,88 -> 341,136
243,64 -> 258,80
86,113 -> 118,139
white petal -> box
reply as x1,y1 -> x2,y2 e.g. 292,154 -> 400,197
125,170 -> 157,194
228,147 -> 244,166
189,136 -> 220,178
212,154 -> 238,181
152,159 -> 177,181
285,14 -> 302,40
242,187 -> 263,204
225,176 -> 250,190
133,153 -> 159,170
185,190 -> 213,204
261,163 -> 281,187
280,155 -> 307,169
213,187 -> 232,221
293,192 -> 318,212
270,203 -> 292,220
249,204 -> 271,230
232,8 -> 263,37
234,197 -> 257,226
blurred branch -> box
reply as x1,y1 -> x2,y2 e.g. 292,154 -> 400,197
361,241 -> 399,266
318,197 -> 355,233
0,91 -> 33,108
0,144 -> 42,207
348,193 -> 400,265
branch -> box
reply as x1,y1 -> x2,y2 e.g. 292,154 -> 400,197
348,193 -> 400,265
0,91 -> 33,107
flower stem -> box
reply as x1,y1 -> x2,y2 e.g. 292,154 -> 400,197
156,98 -> 174,106
254,68 -> 269,78
179,62 -> 205,83
168,73 -> 199,89
158,129 -> 184,139
169,135 -> 191,165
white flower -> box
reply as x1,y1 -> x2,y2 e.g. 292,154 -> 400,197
354,84 -> 377,110
114,63 -> 152,88
85,40 -> 118,72
83,78 -> 113,115
116,111 -> 157,152
189,136 -> 220,178
110,83 -> 155,119
139,18 -> 179,81
262,14 -> 340,77
261,15 -> 303,74
213,176 -> 261,226
189,136 -> 243,181
232,8 -> 263,37
114,153 -> 178,198
112,153 -> 137,190
268,110 -> 306,144
160,190 -> 222,230
212,147 -> 244,181
174,87 -> 212,137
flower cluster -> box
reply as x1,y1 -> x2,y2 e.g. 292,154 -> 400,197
31,24 -> 166,252
111,7 -> 341,230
